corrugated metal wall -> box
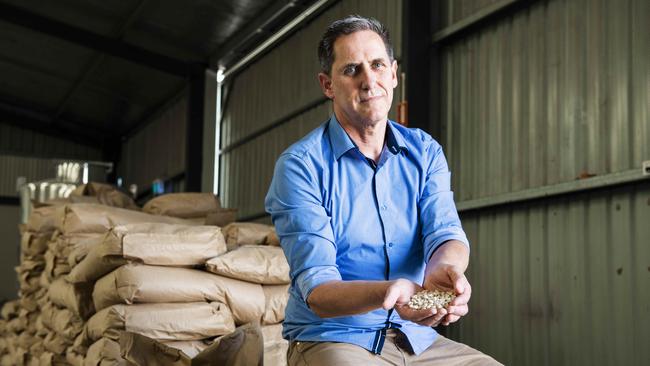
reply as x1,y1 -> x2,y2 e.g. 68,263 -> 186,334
0,123 -> 103,160
438,0 -> 650,364
0,124 -> 103,197
441,0 -> 649,201
450,182 -> 650,365
0,155 -> 58,196
118,96 -> 187,192
437,0 -> 503,28
220,0 -> 403,217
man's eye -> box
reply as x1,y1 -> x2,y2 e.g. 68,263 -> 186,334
344,66 -> 356,75
372,62 -> 384,69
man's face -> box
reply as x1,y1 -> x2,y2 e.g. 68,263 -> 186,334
319,30 -> 398,127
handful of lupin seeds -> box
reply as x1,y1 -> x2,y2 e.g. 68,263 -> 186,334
407,290 -> 456,310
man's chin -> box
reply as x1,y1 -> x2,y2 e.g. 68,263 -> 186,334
356,113 -> 389,126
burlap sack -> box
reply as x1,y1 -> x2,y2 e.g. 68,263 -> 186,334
48,278 -> 95,319
161,340 -> 213,359
85,302 -> 235,343
61,203 -> 195,234
38,271 -> 51,290
84,338 -> 127,366
26,205 -> 65,233
69,333 -> 87,360
71,182 -> 139,211
41,302 -> 84,340
16,255 -> 44,275
39,351 -> 68,366
204,209 -> 238,227
6,316 -> 26,333
44,250 -> 71,279
205,245 -> 290,285
19,292 -> 41,313
21,232 -> 50,256
16,331 -> 39,350
65,346 -> 85,366
222,223 -> 276,249
92,264 -> 265,324
1,299 -> 20,320
265,228 -> 280,246
46,234 -> 104,267
120,323 -> 263,366
184,217 -> 208,225
261,324 -> 288,366
43,331 -> 72,354
143,193 -> 221,218
68,223 -> 227,284
262,285 -> 289,325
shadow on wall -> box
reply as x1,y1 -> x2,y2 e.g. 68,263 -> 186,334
0,204 -> 20,303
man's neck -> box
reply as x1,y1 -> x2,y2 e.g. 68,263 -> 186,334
336,112 -> 387,162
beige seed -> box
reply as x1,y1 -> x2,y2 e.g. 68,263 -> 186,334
407,290 -> 456,310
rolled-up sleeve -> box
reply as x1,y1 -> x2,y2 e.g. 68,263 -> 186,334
265,153 -> 341,303
419,140 -> 470,262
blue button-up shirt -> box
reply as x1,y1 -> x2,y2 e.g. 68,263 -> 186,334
265,115 -> 469,355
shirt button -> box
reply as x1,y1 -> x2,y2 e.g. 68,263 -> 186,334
388,242 -> 394,247
381,204 -> 387,210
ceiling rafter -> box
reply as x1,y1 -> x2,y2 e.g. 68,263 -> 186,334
53,0 -> 150,121
0,99 -> 105,147
0,2 -> 203,78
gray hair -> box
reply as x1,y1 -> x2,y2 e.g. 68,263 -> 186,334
318,15 -> 394,75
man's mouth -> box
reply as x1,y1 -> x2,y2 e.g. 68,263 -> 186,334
359,93 -> 384,103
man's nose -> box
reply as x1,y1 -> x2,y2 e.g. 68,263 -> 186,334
359,65 -> 377,89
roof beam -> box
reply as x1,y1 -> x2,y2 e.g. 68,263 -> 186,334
0,2 -> 200,77
210,0 -> 299,69
54,0 -> 150,119
0,99 -> 105,147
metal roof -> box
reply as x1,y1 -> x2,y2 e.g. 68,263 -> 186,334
0,0 -> 320,148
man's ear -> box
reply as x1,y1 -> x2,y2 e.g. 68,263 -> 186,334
391,60 -> 398,89
318,72 -> 334,99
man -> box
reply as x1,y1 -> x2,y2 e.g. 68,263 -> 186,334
265,15 -> 501,365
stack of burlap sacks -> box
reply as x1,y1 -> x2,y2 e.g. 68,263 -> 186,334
112,193 -> 289,366
0,183 -> 146,365
1,191 -> 290,366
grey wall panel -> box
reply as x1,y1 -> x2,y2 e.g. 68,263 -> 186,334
447,181 -> 650,366
441,0 -> 650,202
0,123 -> 102,160
221,0 -> 403,214
0,155 -> 58,196
437,0 -> 504,29
119,97 -> 187,191
220,103 -> 331,217
0,204 -> 20,302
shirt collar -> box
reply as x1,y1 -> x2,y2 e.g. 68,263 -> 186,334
328,114 -> 408,160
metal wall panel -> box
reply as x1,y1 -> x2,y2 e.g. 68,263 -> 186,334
0,123 -> 102,160
0,155 -> 58,197
220,0 -> 403,215
220,103 -> 331,217
441,0 -> 650,202
447,180 -> 650,366
437,0 -> 650,364
437,0 -> 504,29
119,96 -> 187,191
